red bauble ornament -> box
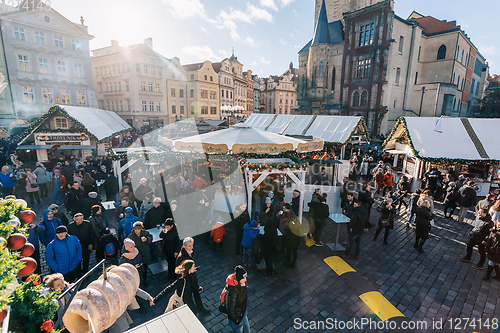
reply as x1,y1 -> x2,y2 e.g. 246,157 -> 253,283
7,233 -> 27,251
19,243 -> 35,257
17,257 -> 37,277
19,210 -> 36,224
0,308 -> 7,323
40,320 -> 54,332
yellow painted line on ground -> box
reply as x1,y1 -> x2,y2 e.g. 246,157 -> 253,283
359,291 -> 405,321
323,256 -> 356,275
304,233 -> 315,247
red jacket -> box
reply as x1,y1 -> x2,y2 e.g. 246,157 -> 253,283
51,175 -> 67,192
210,222 -> 226,243
383,173 -> 395,187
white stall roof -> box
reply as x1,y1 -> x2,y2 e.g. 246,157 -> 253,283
282,115 -> 315,135
305,116 -> 363,144
467,118 -> 500,160
402,117 -> 482,160
266,115 -> 296,134
243,114 -> 276,130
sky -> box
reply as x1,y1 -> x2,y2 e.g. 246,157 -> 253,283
49,0 -> 500,77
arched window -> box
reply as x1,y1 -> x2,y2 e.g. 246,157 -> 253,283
457,75 -> 460,86
353,91 -> 360,107
437,44 -> 446,60
317,62 -> 324,88
331,68 -> 336,91
312,65 -> 317,88
361,91 -> 368,106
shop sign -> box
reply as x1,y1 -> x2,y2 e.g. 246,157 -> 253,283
36,134 -> 88,142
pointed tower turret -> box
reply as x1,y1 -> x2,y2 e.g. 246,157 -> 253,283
312,0 -> 330,46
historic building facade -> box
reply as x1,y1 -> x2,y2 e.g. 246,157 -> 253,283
183,60 -> 220,120
0,0 -> 96,126
260,63 -> 298,114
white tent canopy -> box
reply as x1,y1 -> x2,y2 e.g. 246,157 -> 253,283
244,114 -> 368,145
385,117 -> 500,161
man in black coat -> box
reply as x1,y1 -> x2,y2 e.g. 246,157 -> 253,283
460,208 -> 493,269
65,181 -> 85,216
313,194 -> 329,246
49,204 -> 69,227
175,237 -> 211,315
67,213 -> 95,275
457,180 -> 478,223
144,197 -> 167,229
115,197 -> 138,220
103,171 -> 119,202
160,219 -> 181,277
345,199 -> 369,258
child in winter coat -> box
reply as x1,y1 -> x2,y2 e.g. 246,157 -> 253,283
210,219 -> 226,251
241,220 -> 259,267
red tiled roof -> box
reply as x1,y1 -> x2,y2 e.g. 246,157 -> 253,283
212,62 -> 222,73
182,62 -> 204,72
409,16 -> 459,35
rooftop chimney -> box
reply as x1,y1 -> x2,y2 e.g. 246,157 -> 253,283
111,40 -> 119,47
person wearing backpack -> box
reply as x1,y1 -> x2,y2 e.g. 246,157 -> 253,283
97,227 -> 120,265
225,265 -> 250,333
38,209 -> 63,246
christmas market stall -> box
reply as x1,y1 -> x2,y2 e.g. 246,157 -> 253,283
383,117 -> 500,195
15,105 -> 131,166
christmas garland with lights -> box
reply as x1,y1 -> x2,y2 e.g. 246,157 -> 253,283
382,117 -> 498,165
235,151 -> 309,172
13,105 -> 130,144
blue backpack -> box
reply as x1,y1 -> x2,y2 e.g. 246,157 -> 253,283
105,242 -> 116,257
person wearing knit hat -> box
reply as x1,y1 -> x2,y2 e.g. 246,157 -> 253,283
119,238 -> 143,275
49,204 -> 69,227
128,221 -> 152,286
226,265 -> 250,332
45,224 -> 82,283
96,227 -> 120,265
118,207 -> 141,243
241,219 -> 260,267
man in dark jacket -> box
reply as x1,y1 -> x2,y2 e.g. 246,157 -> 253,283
67,213 -> 95,276
345,199 -> 369,258
291,190 -> 300,216
280,204 -> 302,268
128,221 -> 153,286
313,194 -> 329,246
307,189 -> 322,239
475,194 -> 496,213
460,208 -> 493,269
65,181 -> 85,216
144,197 -> 167,229
96,227 -> 120,265
407,189 -> 422,227
103,171 -> 119,201
114,197 -> 138,220
160,219 -> 181,277
175,237 -> 211,314
226,266 -> 249,330
457,180 -> 478,223
49,204 -> 69,227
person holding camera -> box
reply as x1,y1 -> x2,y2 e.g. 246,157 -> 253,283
373,198 -> 397,245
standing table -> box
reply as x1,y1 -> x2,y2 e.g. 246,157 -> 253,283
326,213 -> 350,252
146,227 -> 169,275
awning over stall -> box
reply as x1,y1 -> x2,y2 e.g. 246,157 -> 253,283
243,114 -> 276,131
16,145 -> 53,150
384,117 -> 500,162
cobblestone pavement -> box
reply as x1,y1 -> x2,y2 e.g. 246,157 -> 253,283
30,194 -> 500,332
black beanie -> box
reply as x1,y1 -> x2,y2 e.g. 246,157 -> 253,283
235,265 -> 247,281
56,225 -> 68,234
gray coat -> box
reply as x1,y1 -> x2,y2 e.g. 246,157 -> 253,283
33,166 -> 50,184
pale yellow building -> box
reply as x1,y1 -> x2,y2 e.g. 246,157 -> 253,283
183,61 -> 220,119
165,57 -> 189,122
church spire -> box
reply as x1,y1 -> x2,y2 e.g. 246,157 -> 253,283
312,0 -> 330,46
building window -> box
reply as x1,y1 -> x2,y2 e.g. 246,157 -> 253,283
35,31 -> 45,44
54,36 -> 64,48
331,68 -> 336,91
156,102 -> 161,112
201,89 -> 208,98
455,45 -> 459,59
179,89 -> 184,98
155,83 -> 160,92
71,39 -> 80,50
144,65 -> 148,74
418,46 -> 421,61
398,36 -> 404,53
136,64 -> 141,72
98,83 -> 102,93
191,74 -> 194,80
118,81 -> 122,91
180,105 -> 184,114
352,91 -> 360,107
57,60 -> 66,76
55,117 -> 68,129
171,88 -> 175,97
18,55 -> 29,71
415,72 -> 418,85
119,100 -> 123,111
149,101 -> 154,111
210,76 -> 213,82
360,91 -> 368,106
142,101 -> 147,111
77,90 -> 86,105
141,81 -> 146,91
437,44 -> 446,60
395,67 -> 401,85
60,89 -> 70,104
204,75 -> 207,80
113,82 -> 117,91
74,63 -> 83,78
171,105 -> 176,114
148,82 -> 153,92
210,91 -> 216,99
42,88 -> 53,104
23,87 -> 34,103
359,23 -> 374,47
127,100 -> 131,111
190,89 -> 194,98
210,106 -> 216,114
14,27 -> 25,40
356,59 -> 371,78
125,80 -> 129,91
201,106 -> 208,114
191,105 -> 195,114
